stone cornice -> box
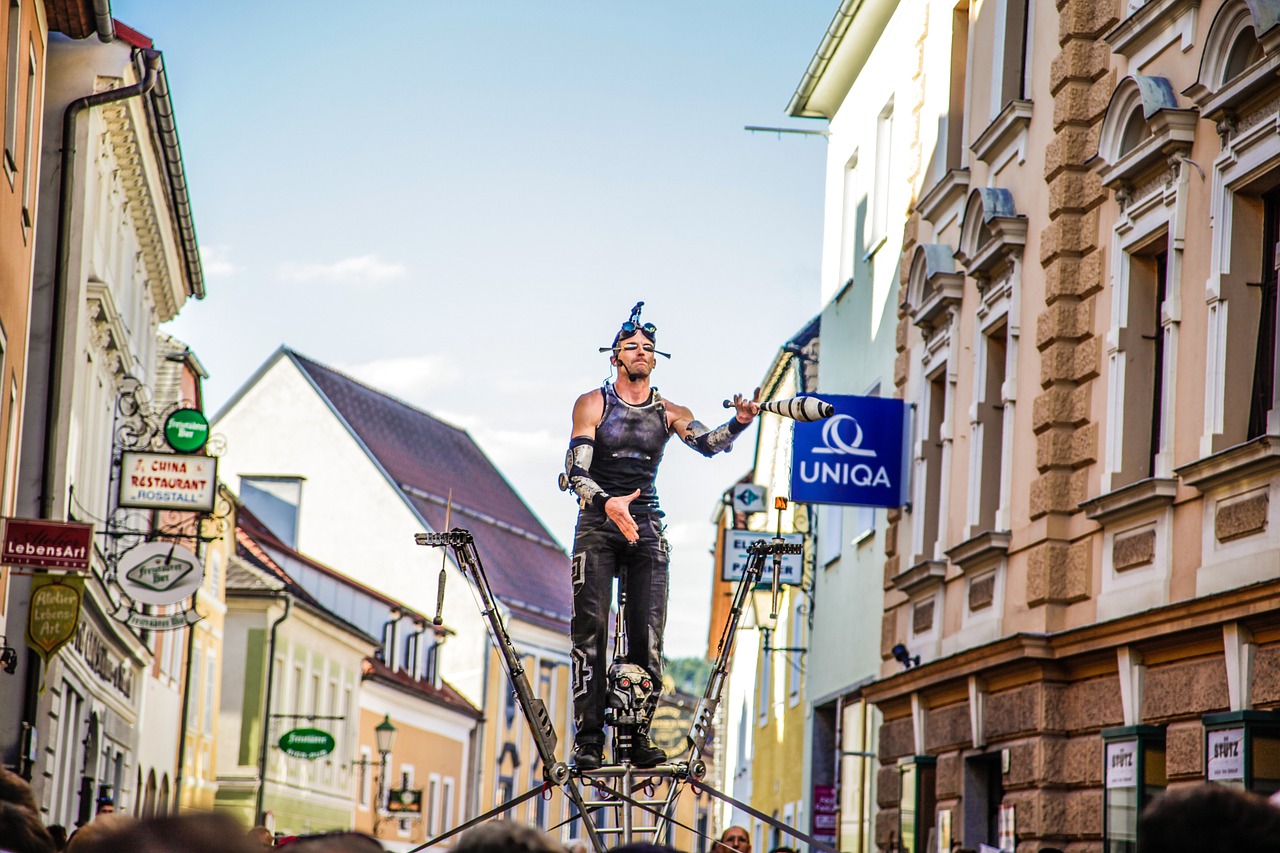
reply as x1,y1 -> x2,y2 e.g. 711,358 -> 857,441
1176,435 -> 1280,491
1079,477 -> 1179,525
892,559 -> 947,596
945,530 -> 1010,573
971,99 -> 1033,166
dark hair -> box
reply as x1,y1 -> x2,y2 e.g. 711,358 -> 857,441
0,800 -> 54,853
0,768 -> 39,813
68,814 -> 262,853
1137,783 -> 1280,853
277,831 -> 384,852
454,821 -> 567,853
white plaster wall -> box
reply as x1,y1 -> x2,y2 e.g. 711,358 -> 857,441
213,354 -> 488,706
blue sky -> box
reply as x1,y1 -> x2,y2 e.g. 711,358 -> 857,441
116,1 -> 835,657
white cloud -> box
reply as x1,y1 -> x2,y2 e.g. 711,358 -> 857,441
199,244 -> 238,278
339,355 -> 460,401
277,254 -> 406,286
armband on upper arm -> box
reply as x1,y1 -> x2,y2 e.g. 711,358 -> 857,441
682,417 -> 748,458
560,437 -> 609,511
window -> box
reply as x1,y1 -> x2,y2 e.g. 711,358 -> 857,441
20,38 -> 35,228
947,1 -> 970,170
187,642 -> 203,729
399,765 -> 415,836
993,0 -> 1029,114
757,637 -> 773,723
1223,26 -> 1262,81
239,476 -> 303,548
441,777 -> 455,836
203,651 -> 216,735
787,596 -> 803,703
839,699 -> 875,853
427,773 -> 442,835
871,101 -> 894,251
899,757 -> 938,853
972,323 -> 1008,533
1248,189 -> 1280,439
357,745 -> 372,809
1103,727 -> 1166,853
3,0 -> 20,180
818,504 -> 843,566
1110,241 -> 1169,487
841,150 -> 861,282
917,371 -> 947,562
4,378 -> 16,514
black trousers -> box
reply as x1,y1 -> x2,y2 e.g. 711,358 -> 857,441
570,509 -> 670,744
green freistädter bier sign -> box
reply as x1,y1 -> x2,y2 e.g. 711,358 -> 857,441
278,727 -> 336,760
164,408 -> 209,453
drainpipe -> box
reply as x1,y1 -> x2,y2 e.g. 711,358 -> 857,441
40,47 -> 161,520
254,597 -> 291,825
173,605 -> 197,813
91,0 -> 114,42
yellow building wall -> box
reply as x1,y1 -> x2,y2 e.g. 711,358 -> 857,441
750,583 -> 807,844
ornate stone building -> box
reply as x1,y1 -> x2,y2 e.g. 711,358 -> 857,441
868,0 -> 1280,850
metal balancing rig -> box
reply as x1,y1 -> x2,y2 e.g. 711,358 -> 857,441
413,528 -> 835,852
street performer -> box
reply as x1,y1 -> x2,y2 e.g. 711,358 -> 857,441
562,302 -> 760,770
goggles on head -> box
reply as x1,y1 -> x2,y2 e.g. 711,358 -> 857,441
600,301 -> 671,358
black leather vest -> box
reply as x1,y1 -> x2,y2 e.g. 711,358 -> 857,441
590,383 -> 669,514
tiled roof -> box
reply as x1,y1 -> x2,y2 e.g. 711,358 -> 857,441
287,350 -> 572,628
362,658 -> 481,719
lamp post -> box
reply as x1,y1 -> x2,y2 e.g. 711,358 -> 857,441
373,714 -> 397,834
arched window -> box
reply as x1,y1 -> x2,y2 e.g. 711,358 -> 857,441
1094,76 -> 1195,194
1223,26 -> 1263,82
1118,108 -> 1150,157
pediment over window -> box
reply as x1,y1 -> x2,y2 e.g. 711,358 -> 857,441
905,243 -> 964,332
954,188 -> 1026,281
1185,0 -> 1280,123
1094,76 -> 1198,190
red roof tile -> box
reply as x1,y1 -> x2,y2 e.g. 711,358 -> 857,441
362,658 -> 480,719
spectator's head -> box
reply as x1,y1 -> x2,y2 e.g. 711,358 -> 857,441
613,846 -> 678,853
716,826 -> 751,853
93,799 -> 114,817
768,847 -> 797,853
1137,782 -> 1280,853
454,821 -> 567,853
0,800 -> 54,853
46,824 -> 68,849
67,814 -> 261,853
0,768 -> 39,813
247,825 -> 273,848
276,831 -> 383,852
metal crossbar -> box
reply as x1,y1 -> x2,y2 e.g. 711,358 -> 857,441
415,527 -> 799,850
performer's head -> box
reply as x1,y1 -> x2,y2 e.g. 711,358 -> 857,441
607,301 -> 662,381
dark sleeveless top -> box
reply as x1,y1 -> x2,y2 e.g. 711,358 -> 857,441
590,383 -> 670,515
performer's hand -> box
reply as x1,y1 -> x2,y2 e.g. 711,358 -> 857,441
731,387 -> 762,424
605,490 -> 641,543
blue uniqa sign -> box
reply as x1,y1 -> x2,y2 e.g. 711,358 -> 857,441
790,394 -> 907,508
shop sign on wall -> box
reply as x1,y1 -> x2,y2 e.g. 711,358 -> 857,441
1105,740 -> 1139,788
278,728 -> 336,760
1207,728 -> 1246,782
2,519 -> 93,571
116,542 -> 204,605
25,575 -> 83,663
119,452 -> 217,512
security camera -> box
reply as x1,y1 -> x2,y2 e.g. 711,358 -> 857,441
891,643 -> 920,670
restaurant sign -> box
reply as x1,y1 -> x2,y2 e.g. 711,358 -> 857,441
119,451 -> 217,512
2,518 -> 93,571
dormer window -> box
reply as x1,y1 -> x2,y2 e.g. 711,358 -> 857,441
1094,76 -> 1197,194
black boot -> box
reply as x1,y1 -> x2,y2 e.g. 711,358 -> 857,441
573,741 -> 603,772
630,734 -> 667,768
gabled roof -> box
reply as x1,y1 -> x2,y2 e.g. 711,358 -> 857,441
362,658 -> 481,720
283,349 -> 571,630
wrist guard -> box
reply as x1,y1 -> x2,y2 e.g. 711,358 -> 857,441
560,437 -> 610,511
683,417 -> 748,458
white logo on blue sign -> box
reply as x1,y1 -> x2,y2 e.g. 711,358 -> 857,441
791,395 -> 906,508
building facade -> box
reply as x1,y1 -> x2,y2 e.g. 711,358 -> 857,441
863,0 -> 1280,850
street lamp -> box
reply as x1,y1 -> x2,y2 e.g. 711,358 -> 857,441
374,714 -> 398,831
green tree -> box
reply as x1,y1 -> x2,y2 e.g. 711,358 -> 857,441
663,656 -> 712,696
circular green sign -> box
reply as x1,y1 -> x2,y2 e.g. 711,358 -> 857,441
164,408 -> 209,453
278,728 -> 335,760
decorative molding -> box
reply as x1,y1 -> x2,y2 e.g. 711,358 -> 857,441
892,559 -> 947,596
905,244 -> 964,332
1175,435 -> 1280,491
1094,76 -> 1198,192
970,100 -> 1033,167
1104,0 -> 1200,60
1080,477 -> 1178,526
945,530 -> 1011,573
916,168 -> 970,228
955,188 -> 1027,281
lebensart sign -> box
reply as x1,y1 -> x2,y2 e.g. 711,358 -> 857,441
790,394 -> 907,508
2,519 -> 93,571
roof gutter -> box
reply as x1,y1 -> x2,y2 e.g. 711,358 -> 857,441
41,47 -> 160,519
254,596 -> 291,824
786,0 -> 863,118
92,0 -> 114,42
139,50 -> 205,300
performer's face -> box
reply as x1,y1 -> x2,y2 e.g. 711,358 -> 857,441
614,331 -> 656,378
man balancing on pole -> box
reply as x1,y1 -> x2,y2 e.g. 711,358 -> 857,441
560,302 -> 760,771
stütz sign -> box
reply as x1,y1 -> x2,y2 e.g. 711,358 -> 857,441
2,519 -> 93,571
278,728 -> 335,760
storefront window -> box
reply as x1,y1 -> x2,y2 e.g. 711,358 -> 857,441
1103,726 -> 1165,853
899,756 -> 937,853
